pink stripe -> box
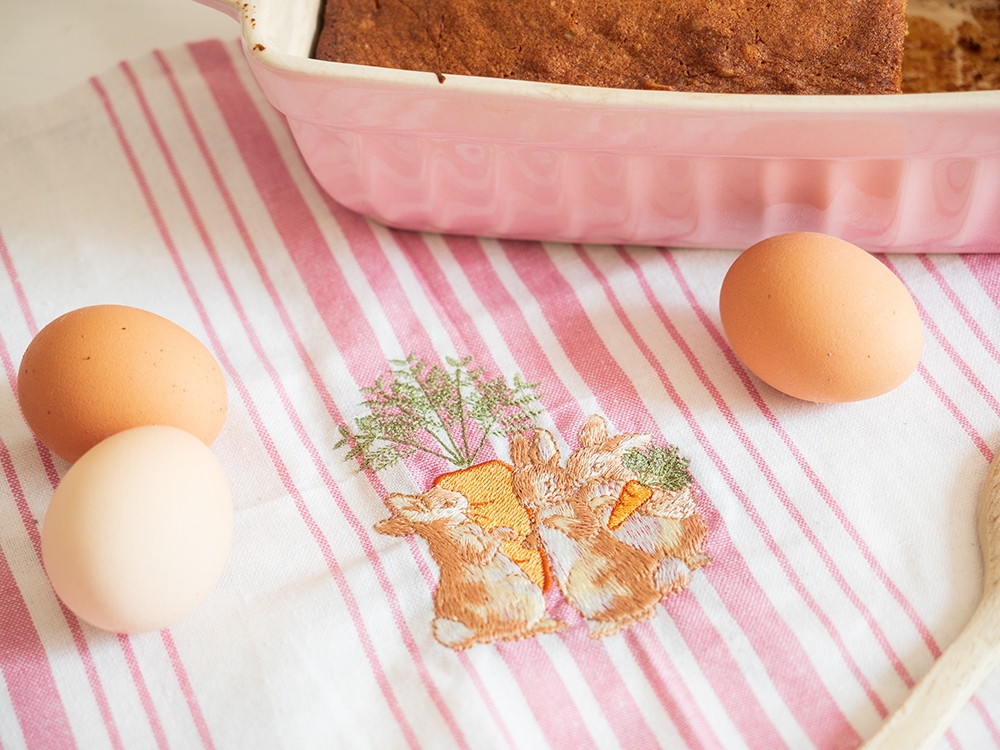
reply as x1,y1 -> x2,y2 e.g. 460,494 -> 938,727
515,627 -> 653,749
180,40 -> 623,750
387,230 -> 696,749
0,297 -> 126,750
625,621 -> 723,750
0,343 -> 62,560
453,653 -> 519,750
964,253 -> 1000,304
160,633 -> 215,750
495,641 -> 600,750
388,232 -> 487,355
117,635 -> 170,750
0,234 -> 60,496
882,256 -> 1000,422
494,236 -> 865,747
0,232 -> 39,336
662,585 -> 801,749
656,248 -> 944,664
916,362 -> 992,461
442,235 -> 802,748
514,592 -> 661,749
94,69 -> 424,750
319,205 -> 435,351
972,696 -> 1000,747
921,256 -> 1000,371
0,451 -> 77,750
580,247 -> 892,710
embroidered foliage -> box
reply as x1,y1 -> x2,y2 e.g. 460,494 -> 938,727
621,443 -> 691,492
336,354 -> 542,470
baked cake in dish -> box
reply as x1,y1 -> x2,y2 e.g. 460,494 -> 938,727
314,0 -> 907,94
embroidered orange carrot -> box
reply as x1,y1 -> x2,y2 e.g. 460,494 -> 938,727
607,480 -> 653,530
435,460 -> 551,591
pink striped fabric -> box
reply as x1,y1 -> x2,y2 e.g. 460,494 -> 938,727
0,502 -> 76,750
1,37 -> 1000,750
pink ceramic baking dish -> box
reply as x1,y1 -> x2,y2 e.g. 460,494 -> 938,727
200,0 -> 1000,251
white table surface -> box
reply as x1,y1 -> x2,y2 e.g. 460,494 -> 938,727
2,0 -> 237,112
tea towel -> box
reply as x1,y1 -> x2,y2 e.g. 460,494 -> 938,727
1,38 -> 1000,750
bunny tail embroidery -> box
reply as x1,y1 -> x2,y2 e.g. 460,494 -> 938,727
341,355 -> 711,649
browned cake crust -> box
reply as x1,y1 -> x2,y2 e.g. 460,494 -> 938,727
903,0 -> 1000,92
314,0 -> 906,94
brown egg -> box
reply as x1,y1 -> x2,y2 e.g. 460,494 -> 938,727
18,305 -> 228,462
719,233 -> 923,403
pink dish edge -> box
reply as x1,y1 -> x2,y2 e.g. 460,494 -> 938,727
202,0 -> 1000,252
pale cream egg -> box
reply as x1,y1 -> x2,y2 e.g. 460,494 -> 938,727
41,425 -> 232,634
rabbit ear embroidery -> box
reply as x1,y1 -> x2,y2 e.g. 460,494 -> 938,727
341,355 -> 711,649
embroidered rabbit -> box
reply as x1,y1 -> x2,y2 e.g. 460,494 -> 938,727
510,429 -> 663,639
566,415 -> 710,597
375,485 -> 565,650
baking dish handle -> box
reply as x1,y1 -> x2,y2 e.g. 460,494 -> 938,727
192,0 -> 242,22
